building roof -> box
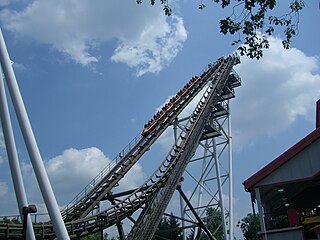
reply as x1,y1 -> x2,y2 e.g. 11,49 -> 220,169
243,100 -> 320,191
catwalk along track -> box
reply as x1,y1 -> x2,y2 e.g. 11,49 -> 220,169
0,54 -> 241,240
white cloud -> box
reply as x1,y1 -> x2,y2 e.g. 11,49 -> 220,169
21,147 -> 112,203
111,15 -> 187,76
233,36 -> 320,149
45,147 -> 144,194
21,147 -> 144,205
118,163 -> 144,190
0,0 -> 187,76
0,0 -> 10,7
45,147 -> 111,195
130,117 -> 137,124
13,62 -> 26,71
0,182 -> 8,198
157,127 -> 174,151
154,37 -> 320,151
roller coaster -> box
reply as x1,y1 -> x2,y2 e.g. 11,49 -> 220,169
0,52 -> 241,239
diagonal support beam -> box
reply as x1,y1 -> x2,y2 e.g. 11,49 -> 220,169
0,67 -> 35,240
0,28 -> 70,240
107,194 -> 126,240
177,184 -> 216,240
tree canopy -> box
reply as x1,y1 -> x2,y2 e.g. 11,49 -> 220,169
187,208 -> 224,240
154,213 -> 182,240
201,208 -> 224,240
237,213 -> 260,240
80,232 -> 116,240
0,217 -> 20,224
137,0 -> 305,59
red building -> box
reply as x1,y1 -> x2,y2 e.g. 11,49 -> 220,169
243,100 -> 320,240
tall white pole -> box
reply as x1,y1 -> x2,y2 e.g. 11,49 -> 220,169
213,139 -> 228,240
0,28 -> 70,239
0,68 -> 35,240
255,188 -> 268,239
228,101 -> 233,240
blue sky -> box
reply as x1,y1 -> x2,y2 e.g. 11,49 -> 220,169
0,0 -> 319,239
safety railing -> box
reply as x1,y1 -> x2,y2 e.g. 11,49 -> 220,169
61,58 -> 225,219
61,134 -> 143,217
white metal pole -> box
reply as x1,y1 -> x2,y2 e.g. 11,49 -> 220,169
213,138 -> 228,240
255,188 -> 267,234
0,28 -> 70,239
0,68 -> 35,240
227,101 -> 233,240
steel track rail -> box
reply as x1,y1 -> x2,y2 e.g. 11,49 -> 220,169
61,58 -> 225,222
126,54 -> 238,240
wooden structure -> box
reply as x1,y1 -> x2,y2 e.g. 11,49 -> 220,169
244,100 -> 320,240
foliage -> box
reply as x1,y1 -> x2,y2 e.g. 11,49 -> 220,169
154,213 -> 182,240
237,213 -> 260,240
80,232 -> 116,240
202,208 -> 224,240
80,232 -> 100,240
0,217 -> 21,224
136,0 -> 305,59
187,208 -> 224,240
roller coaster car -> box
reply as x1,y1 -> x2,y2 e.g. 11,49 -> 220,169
141,76 -> 200,137
141,110 -> 167,137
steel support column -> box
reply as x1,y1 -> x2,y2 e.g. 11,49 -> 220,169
193,140 -> 209,240
213,138 -> 227,240
177,185 -> 216,240
0,68 -> 35,240
176,99 -> 234,240
0,28 -> 70,240
227,101 -> 233,240
255,188 -> 267,234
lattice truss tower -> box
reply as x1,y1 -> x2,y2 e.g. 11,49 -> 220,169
174,98 -> 234,240
122,60 -> 241,240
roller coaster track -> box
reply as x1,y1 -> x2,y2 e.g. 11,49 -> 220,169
60,55 -> 227,222
0,54 -> 241,239
126,54 -> 238,240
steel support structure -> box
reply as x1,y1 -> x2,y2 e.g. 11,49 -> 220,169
0,68 -> 35,240
227,101 -> 233,240
0,28 -> 70,239
0,54 -> 240,240
177,185 -> 216,240
175,99 -> 234,240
